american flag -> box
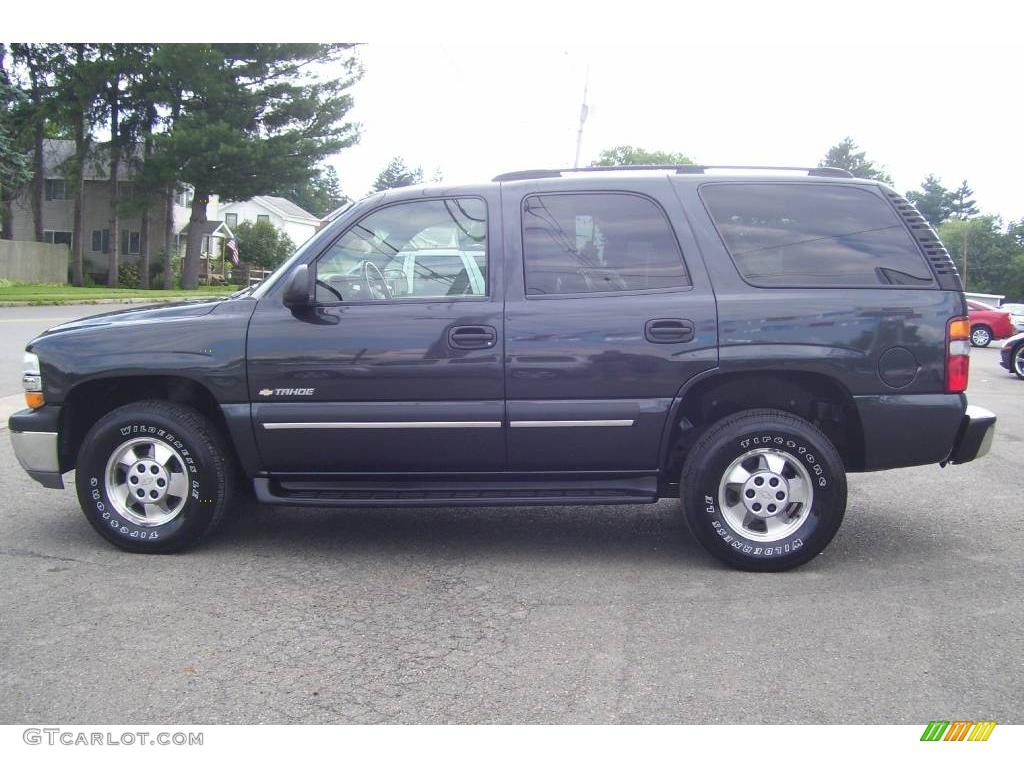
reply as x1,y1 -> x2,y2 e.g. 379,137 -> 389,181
227,238 -> 239,265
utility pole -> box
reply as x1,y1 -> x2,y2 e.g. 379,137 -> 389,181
573,66 -> 590,169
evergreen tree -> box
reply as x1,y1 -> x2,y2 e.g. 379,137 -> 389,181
0,46 -> 33,240
270,164 -> 348,218
372,156 -> 423,192
149,44 -> 361,288
906,175 -> 953,228
819,137 -> 892,184
948,180 -> 979,220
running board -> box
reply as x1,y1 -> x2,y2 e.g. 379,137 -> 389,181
253,476 -> 658,508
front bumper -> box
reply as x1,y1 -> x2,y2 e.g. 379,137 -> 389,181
948,405 -> 997,464
8,406 -> 64,489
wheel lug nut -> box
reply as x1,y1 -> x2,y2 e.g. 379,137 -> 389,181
776,491 -> 785,500
769,478 -> 779,487
745,489 -> 755,498
754,477 -> 764,486
753,503 -> 762,512
768,504 -> 776,513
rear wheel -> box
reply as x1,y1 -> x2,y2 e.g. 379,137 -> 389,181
971,325 -> 992,347
75,400 -> 232,553
680,409 -> 847,571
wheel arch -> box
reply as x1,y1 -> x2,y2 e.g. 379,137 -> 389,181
58,374 -> 240,473
659,369 -> 865,484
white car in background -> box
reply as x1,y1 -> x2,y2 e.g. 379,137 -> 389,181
1000,302 -> 1024,332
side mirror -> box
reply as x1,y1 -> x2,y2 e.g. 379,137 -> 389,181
283,264 -> 313,308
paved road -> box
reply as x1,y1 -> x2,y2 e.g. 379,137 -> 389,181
0,304 -> 139,398
0,334 -> 1020,723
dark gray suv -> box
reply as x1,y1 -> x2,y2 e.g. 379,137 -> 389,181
9,165 -> 996,570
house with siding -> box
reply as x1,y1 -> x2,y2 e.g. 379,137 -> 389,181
8,139 -> 217,281
8,140 -> 320,282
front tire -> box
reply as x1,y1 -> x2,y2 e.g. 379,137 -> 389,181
971,325 -> 992,347
680,409 -> 847,572
1013,344 -> 1024,379
75,400 -> 232,553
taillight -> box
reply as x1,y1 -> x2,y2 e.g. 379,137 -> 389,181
946,316 -> 970,393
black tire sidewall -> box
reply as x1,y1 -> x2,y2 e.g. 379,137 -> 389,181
75,408 -> 218,552
684,416 -> 846,570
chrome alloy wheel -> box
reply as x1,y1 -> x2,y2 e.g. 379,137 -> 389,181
717,448 -> 814,542
1015,345 -> 1024,377
972,327 -> 992,346
104,438 -> 190,526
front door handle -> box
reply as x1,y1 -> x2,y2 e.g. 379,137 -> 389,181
448,325 -> 497,349
645,318 -> 695,344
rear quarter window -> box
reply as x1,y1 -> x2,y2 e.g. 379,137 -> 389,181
700,183 -> 936,288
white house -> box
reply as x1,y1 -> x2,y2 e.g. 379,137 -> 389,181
216,196 -> 320,247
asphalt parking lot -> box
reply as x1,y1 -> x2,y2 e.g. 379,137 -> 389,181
0,304 -> 1021,724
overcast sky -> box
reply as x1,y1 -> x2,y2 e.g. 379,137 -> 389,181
15,1 -> 1023,221
328,15 -> 1021,222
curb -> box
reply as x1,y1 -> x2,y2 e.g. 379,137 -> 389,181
0,296 -> 227,308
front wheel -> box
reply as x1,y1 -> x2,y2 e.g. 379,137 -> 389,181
75,400 -> 233,553
1014,344 -> 1024,379
971,325 -> 992,347
680,409 -> 847,571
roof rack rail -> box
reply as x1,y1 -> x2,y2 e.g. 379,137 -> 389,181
492,165 -> 854,182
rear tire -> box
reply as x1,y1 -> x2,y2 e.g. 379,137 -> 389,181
971,325 -> 992,347
680,409 -> 847,572
75,400 -> 232,553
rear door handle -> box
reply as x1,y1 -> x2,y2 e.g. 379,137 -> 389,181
645,318 -> 695,344
448,325 -> 497,349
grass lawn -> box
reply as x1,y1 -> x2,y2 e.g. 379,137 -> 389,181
0,284 -> 235,304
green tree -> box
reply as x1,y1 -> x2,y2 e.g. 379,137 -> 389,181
591,145 -> 694,166
906,175 -> 953,228
372,156 -> 423,191
9,44 -> 61,242
948,180 -> 979,220
939,216 -> 1024,297
819,137 -> 892,184
150,44 -> 361,288
0,47 -> 32,239
231,218 -> 296,270
270,164 -> 347,218
50,44 -> 106,285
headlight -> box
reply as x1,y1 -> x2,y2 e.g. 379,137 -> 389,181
23,352 -> 44,409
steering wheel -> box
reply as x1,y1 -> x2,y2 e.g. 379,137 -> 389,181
362,260 -> 393,300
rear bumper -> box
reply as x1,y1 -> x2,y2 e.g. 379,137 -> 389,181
948,405 -> 997,464
853,394 -> 996,470
8,406 -> 64,489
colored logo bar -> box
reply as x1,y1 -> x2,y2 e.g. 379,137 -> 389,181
920,721 -> 997,741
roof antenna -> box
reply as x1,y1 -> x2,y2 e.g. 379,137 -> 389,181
573,65 -> 590,169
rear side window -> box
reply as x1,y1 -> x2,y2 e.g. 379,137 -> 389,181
522,193 -> 689,296
701,183 -> 935,288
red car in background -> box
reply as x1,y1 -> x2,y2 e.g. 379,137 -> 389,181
966,300 -> 1015,347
